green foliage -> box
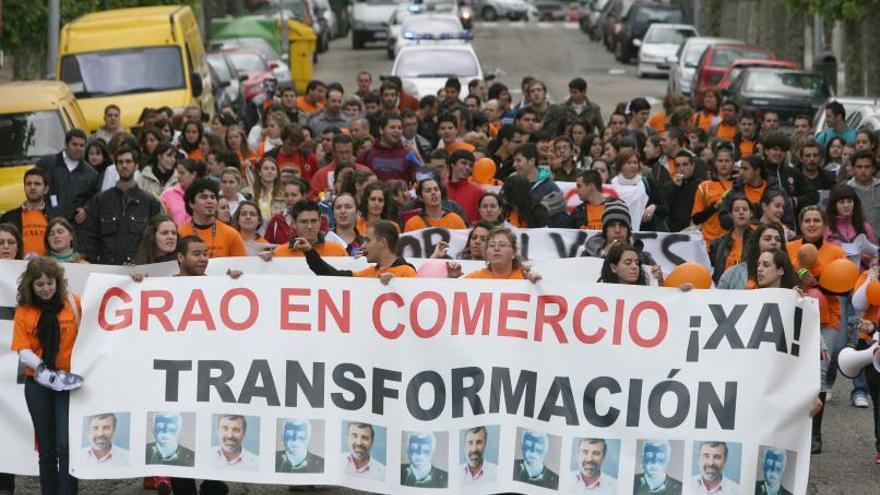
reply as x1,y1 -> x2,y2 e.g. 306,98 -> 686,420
1,0 -> 196,53
778,0 -> 880,20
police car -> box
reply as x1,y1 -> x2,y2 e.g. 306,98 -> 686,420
392,14 -> 469,59
391,43 -> 483,98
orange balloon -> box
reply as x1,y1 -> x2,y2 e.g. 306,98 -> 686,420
818,259 -> 859,293
663,262 -> 712,289
867,280 -> 880,306
798,243 -> 818,268
473,157 -> 497,184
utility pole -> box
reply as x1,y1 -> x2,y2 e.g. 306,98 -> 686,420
692,0 -> 701,32
47,0 -> 60,78
813,14 -> 824,59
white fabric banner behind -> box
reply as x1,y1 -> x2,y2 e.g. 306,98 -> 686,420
60,273 -> 816,494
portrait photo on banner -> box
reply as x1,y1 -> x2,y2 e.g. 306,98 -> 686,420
145,411 -> 196,467
633,439 -> 684,495
457,425 -> 500,486
400,430 -> 449,488
210,413 -> 260,471
688,440 -> 743,493
80,412 -> 131,467
339,420 -> 388,482
512,427 -> 562,490
754,445 -> 798,495
568,437 -> 621,494
274,418 -> 325,474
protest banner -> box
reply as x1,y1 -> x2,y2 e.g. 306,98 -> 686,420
397,228 -> 710,275
59,273 -> 816,494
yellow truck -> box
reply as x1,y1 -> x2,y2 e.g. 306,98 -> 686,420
0,81 -> 88,213
57,5 -> 214,132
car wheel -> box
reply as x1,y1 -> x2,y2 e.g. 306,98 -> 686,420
482,6 -> 497,21
352,31 -> 365,49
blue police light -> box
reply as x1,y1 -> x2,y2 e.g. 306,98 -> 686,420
403,31 -> 415,39
407,4 -> 423,12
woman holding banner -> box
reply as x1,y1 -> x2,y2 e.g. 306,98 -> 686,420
717,223 -> 785,289
499,175 -> 549,228
446,227 -> 541,281
755,248 -> 799,289
708,194 -> 753,284
610,151 -> 667,231
12,257 -> 84,495
598,243 -> 649,286
135,215 -> 178,265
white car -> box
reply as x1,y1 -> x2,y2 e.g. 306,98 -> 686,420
667,37 -> 741,98
392,14 -> 468,59
385,4 -> 431,59
392,44 -> 483,98
637,24 -> 697,78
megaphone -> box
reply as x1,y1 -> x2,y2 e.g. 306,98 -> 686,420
838,342 -> 880,379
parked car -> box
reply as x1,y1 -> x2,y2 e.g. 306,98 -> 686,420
726,68 -> 831,128
596,0 -> 637,51
717,58 -> 801,91
813,96 -> 877,132
473,0 -> 532,21
614,1 -> 686,63
691,43 -> 777,105
528,0 -> 569,21
221,48 -> 278,102
579,0 -> 611,39
208,37 -> 293,86
844,99 -> 880,132
351,0 -> 400,49
392,44 -> 483,98
305,0 -> 331,53
636,23 -> 697,77
314,0 -> 339,38
667,37 -> 740,97
207,52 -> 247,116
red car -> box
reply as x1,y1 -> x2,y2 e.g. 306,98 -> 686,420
220,48 -> 278,102
691,44 -> 777,104
717,58 -> 802,91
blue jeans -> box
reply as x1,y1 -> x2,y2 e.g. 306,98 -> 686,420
24,378 -> 77,495
831,296 -> 870,398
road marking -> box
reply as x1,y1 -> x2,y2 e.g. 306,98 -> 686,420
481,21 -> 498,28
536,22 -> 553,28
563,22 -> 578,29
508,22 -> 527,28
608,68 -> 626,75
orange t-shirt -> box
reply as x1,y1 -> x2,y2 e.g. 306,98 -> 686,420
648,112 -> 666,133
744,182 -> 767,207
692,179 -> 732,245
464,267 -> 526,279
665,156 -> 677,177
404,212 -> 467,232
21,209 -> 48,256
296,96 -> 324,115
787,239 -> 847,329
188,148 -> 204,161
714,123 -> 737,142
178,221 -> 247,258
507,211 -> 527,229
693,111 -> 717,132
274,240 -> 347,257
738,139 -> 756,158
585,203 -> 605,230
12,293 -> 81,375
725,233 -> 744,269
355,261 -> 417,278
443,141 -> 476,155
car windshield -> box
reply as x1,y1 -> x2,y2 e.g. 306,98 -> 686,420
402,18 -> 462,33
744,72 -> 830,98
0,111 -> 65,164
645,28 -> 694,44
395,50 -> 479,77
634,7 -> 685,24
711,48 -> 772,67
207,55 -> 233,82
217,38 -> 280,60
60,46 -> 184,98
225,52 -> 268,74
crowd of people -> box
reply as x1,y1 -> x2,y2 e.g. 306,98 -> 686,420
2,68 -> 880,495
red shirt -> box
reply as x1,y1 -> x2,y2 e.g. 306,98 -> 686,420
309,162 -> 373,200
445,179 -> 483,223
275,150 -> 318,181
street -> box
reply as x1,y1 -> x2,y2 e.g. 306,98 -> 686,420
8,20 -> 880,495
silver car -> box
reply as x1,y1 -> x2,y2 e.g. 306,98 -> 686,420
471,0 -> 532,21
351,0 -> 400,49
667,37 -> 740,97
637,24 -> 697,78
845,100 -> 880,133
813,97 -> 880,133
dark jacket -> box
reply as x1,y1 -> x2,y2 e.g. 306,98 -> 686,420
766,161 -> 819,216
36,151 -> 99,222
82,185 -> 163,265
357,139 -> 420,182
527,103 -> 569,136
144,442 -> 195,467
666,174 -> 701,232
275,451 -> 324,473
708,229 -> 753,283
755,481 -> 793,495
562,97 -> 604,133
797,164 -> 837,192
512,459 -> 559,490
0,203 -> 60,234
400,464 -> 448,488
633,473 -> 682,495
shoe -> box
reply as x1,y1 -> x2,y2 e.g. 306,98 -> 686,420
875,452 -> 880,464
852,395 -> 870,408
811,435 -> 822,454
825,390 -> 833,402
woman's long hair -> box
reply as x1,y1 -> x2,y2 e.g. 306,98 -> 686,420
17,256 -> 67,307
598,243 -> 647,285
251,157 -> 284,204
359,182 -> 398,222
760,248 -> 799,289
745,223 -> 786,283
136,215 -> 178,265
826,184 -> 867,238
0,223 -> 23,260
485,227 -> 523,271
500,174 -> 537,221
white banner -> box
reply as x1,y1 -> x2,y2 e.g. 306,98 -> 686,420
58,273 -> 816,494
397,228 -> 710,276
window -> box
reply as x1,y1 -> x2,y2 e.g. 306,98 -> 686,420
60,46 -> 185,98
0,111 -> 65,164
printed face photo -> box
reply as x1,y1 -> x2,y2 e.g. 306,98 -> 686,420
633,439 -> 684,495
400,431 -> 449,488
145,412 -> 196,467
211,414 -> 260,471
755,445 -> 797,495
275,419 -> 325,474
458,425 -> 500,485
512,427 -> 561,490
691,440 -> 742,489
80,412 -> 131,467
570,437 -> 621,482
340,421 -> 387,481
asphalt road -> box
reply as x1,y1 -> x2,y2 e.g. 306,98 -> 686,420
8,19 -> 880,495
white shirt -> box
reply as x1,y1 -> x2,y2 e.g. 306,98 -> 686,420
212,446 -> 260,470
461,461 -> 498,484
568,471 -> 618,493
62,151 -> 80,173
342,452 -> 385,481
81,446 -> 130,466
690,475 -> 740,495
